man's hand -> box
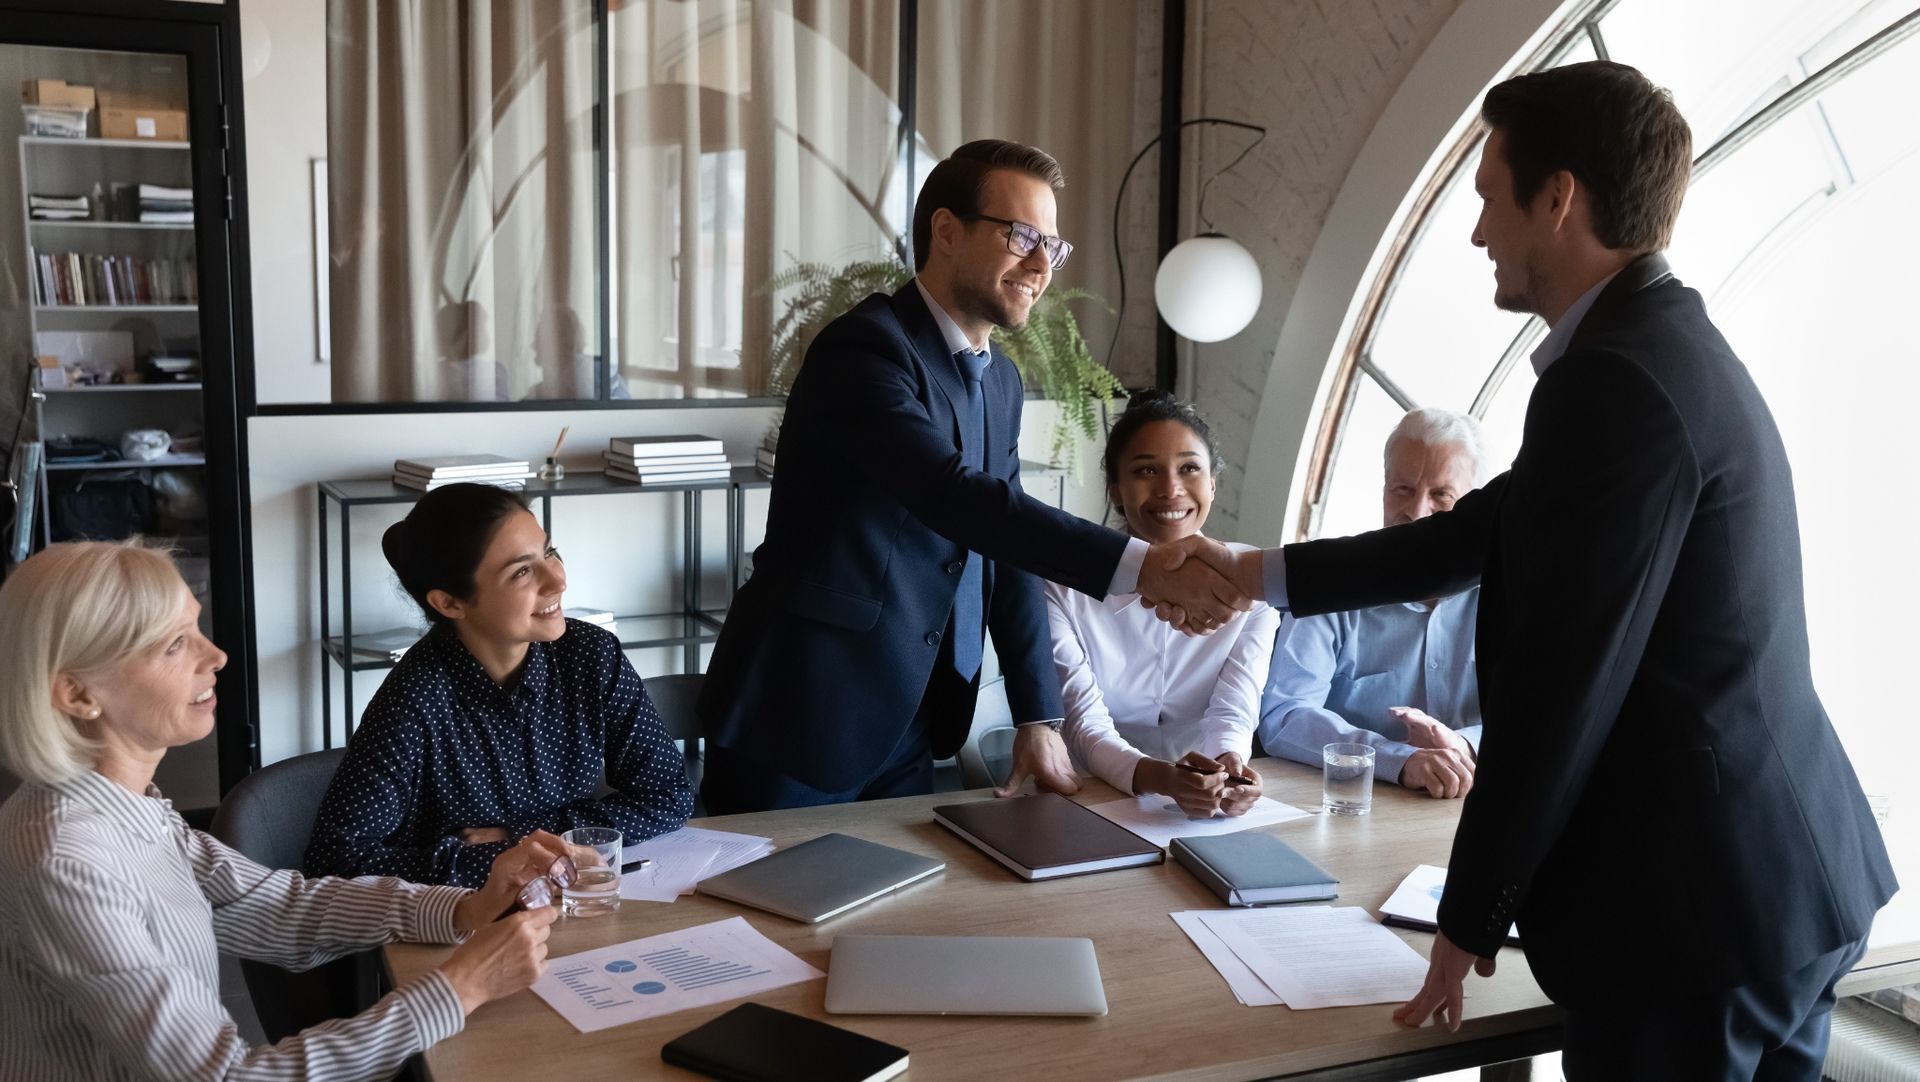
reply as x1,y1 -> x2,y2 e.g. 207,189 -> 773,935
995,724 -> 1080,798
1400,747 -> 1475,799
1135,752 -> 1231,817
1391,706 -> 1472,757
453,829 -> 573,931
1393,931 -> 1496,1031
1137,535 -> 1253,635
1216,753 -> 1264,817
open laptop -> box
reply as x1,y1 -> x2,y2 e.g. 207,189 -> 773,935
695,833 -> 944,923
825,935 -> 1109,1016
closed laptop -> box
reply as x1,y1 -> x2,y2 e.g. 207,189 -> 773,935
825,935 -> 1108,1016
932,793 -> 1161,880
695,833 -> 944,923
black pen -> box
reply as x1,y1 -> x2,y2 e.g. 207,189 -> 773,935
1174,761 -> 1256,787
620,857 -> 653,874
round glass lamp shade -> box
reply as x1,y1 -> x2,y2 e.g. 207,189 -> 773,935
1154,234 -> 1263,342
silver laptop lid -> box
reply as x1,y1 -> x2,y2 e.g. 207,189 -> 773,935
824,935 -> 1108,1016
695,833 -> 944,923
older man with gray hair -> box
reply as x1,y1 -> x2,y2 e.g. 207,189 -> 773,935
1258,408 -> 1486,798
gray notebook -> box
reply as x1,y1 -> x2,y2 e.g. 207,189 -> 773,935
825,935 -> 1109,1016
695,833 -> 944,923
1170,832 -> 1338,906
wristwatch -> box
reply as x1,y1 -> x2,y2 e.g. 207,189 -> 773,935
1017,718 -> 1064,733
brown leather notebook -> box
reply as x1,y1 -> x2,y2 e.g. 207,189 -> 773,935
932,793 -> 1163,880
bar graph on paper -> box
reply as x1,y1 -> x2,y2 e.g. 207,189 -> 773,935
532,916 -> 825,1032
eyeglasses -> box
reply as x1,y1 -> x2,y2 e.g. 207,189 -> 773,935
967,215 -> 1074,270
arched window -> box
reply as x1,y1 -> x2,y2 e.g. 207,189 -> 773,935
1302,0 -> 1920,787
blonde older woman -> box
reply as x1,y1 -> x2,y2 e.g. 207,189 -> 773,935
0,541 -> 561,1080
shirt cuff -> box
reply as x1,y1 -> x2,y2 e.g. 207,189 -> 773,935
1016,718 -> 1064,728
415,885 -> 471,944
1107,537 -> 1150,596
1375,743 -> 1415,785
1261,547 -> 1290,611
401,969 -> 469,1046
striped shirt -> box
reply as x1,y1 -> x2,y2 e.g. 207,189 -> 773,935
0,769 -> 469,1080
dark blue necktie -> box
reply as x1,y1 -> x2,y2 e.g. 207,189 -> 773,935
951,349 -> 988,681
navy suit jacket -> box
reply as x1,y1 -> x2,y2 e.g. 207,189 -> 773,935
700,282 -> 1126,792
1285,255 -> 1896,1004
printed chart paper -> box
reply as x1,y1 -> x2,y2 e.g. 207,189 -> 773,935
1088,793 -> 1311,850
532,916 -> 823,1032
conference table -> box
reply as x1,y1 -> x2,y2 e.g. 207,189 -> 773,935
385,758 -> 1920,1081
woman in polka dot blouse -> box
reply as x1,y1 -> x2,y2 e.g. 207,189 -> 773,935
304,484 -> 695,887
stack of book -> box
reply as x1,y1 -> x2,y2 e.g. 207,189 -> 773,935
30,251 -> 197,306
604,434 -> 729,486
333,626 -> 425,663
28,193 -> 89,221
137,183 -> 192,224
392,453 -> 534,492
755,427 -> 777,479
563,607 -> 615,630
143,353 -> 199,382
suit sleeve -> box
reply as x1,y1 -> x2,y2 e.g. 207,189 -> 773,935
1282,474 -> 1505,616
804,316 -> 1127,597
1435,352 -> 1701,958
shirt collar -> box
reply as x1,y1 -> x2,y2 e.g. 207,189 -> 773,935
430,622 -> 551,708
914,278 -> 992,359
1529,269 -> 1620,377
55,768 -> 175,840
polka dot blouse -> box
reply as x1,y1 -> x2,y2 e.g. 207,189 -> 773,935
303,619 -> 694,887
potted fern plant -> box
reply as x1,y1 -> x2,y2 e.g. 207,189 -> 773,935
761,254 -> 1123,468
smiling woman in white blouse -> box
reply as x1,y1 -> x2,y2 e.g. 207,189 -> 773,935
0,541 -> 564,1080
1046,393 -> 1282,817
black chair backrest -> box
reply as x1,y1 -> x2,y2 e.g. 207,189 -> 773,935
645,673 -> 705,746
208,748 -> 347,870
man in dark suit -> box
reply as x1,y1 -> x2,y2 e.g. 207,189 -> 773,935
699,140 -> 1248,814
1185,63 -> 1895,1077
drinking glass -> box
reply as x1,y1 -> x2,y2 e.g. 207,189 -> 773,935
1322,743 -> 1376,816
560,826 -> 622,916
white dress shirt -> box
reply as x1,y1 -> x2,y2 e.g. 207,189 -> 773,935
0,770 -> 469,1080
1046,541 -> 1282,792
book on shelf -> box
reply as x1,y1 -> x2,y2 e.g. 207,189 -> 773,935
139,210 -> 193,224
604,464 -> 730,486
138,183 -> 192,202
600,450 -> 727,470
562,607 -> 615,629
392,454 -> 532,478
393,473 -> 530,492
330,625 -> 427,662
754,447 -> 776,478
30,248 -> 197,306
608,434 -> 724,458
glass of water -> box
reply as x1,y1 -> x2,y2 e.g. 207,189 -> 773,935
560,826 -> 623,917
1322,743 -> 1376,816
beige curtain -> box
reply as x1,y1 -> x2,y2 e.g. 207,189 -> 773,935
916,1 -> 1159,389
328,0 -> 598,402
611,0 -> 900,398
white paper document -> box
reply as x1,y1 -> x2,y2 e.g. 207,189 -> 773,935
1088,793 -> 1311,850
1380,864 -> 1520,944
1198,906 -> 1428,1010
532,916 -> 823,1032
618,826 -> 774,902
1170,912 -> 1284,1006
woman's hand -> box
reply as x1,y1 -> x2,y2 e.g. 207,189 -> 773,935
1216,753 -> 1263,817
459,826 -> 509,845
453,830 -> 572,932
438,907 -> 558,1014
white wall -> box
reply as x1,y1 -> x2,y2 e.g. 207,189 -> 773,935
247,400 -> 1105,766
238,0 -> 329,403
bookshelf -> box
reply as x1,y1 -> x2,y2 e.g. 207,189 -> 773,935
17,133 -> 205,550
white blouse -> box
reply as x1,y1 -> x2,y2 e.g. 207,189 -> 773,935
1044,541 -> 1282,793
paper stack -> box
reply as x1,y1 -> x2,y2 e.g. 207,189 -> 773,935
604,434 -> 728,486
29,193 -> 89,220
619,825 -> 775,903
1170,906 -> 1428,1010
137,183 -> 192,224
393,453 -> 534,492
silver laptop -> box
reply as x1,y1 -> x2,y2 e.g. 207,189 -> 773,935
825,935 -> 1109,1016
694,833 -> 944,923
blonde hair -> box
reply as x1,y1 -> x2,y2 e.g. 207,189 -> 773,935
0,541 -> 185,787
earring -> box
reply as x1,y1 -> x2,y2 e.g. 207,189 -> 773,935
86,709 -> 100,719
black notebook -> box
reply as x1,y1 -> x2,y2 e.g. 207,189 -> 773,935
1170,832 -> 1338,906
661,1002 -> 908,1082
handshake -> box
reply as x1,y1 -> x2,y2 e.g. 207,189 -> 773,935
1136,536 -> 1263,634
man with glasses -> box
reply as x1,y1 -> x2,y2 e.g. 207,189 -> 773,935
699,139 -> 1248,812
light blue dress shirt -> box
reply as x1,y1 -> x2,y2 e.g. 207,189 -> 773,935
1258,588 -> 1482,784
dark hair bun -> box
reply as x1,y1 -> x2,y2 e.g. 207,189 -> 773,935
1125,388 -> 1176,412
380,520 -> 411,576
383,483 -> 530,625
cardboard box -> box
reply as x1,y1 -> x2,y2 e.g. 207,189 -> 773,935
98,89 -> 187,141
21,78 -> 96,109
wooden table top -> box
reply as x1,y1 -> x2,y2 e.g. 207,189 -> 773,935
385,758 -> 1916,1081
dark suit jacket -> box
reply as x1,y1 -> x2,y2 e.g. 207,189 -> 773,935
1286,255 -> 1896,1005
700,282 -> 1126,793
